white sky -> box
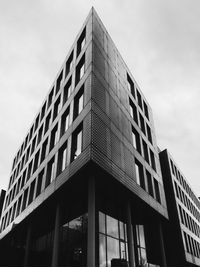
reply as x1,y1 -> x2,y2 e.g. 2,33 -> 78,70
0,0 -> 200,196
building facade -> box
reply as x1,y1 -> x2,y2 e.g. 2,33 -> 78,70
160,149 -> 200,267
0,8 -> 168,267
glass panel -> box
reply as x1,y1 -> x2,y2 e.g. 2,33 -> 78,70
107,215 -> 119,238
119,221 -> 124,240
107,236 -> 120,267
99,212 -> 106,234
99,234 -> 106,267
138,225 -> 145,248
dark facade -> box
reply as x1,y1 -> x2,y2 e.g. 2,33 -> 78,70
0,190 -> 6,218
0,8 -> 169,267
160,149 -> 200,267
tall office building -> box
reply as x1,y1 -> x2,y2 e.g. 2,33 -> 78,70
160,149 -> 200,267
0,8 -> 168,267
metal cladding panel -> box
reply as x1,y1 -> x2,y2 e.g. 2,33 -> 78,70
92,73 -> 106,112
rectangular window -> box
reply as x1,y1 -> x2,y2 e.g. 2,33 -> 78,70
33,150 -> 40,173
143,101 -> 149,120
137,90 -> 143,110
55,70 -> 63,94
142,140 -> 149,164
26,160 -> 33,182
127,73 -> 135,98
40,102 -> 46,122
45,157 -> 55,187
49,124 -> 58,151
31,136 -> 36,155
44,111 -> 51,134
73,86 -> 84,120
77,27 -> 86,57
135,160 -> 145,189
71,124 -> 83,162
16,195 -> 22,217
29,125 -> 34,141
129,99 -> 138,124
53,96 -> 61,121
21,188 -> 28,211
146,124 -> 152,144
65,51 -> 73,78
40,138 -> 48,164
154,178 -> 161,203
20,169 -> 27,190
150,150 -> 156,171
139,113 -> 146,135
132,127 -> 141,153
36,169 -> 44,197
146,170 -> 154,197
25,145 -> 30,163
75,54 -> 85,85
37,124 -> 43,145
63,77 -> 72,105
48,87 -> 54,108
28,180 -> 35,205
57,141 -> 68,175
61,107 -> 70,137
34,114 -> 40,132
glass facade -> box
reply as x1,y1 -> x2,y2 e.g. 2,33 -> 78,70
99,212 -> 129,267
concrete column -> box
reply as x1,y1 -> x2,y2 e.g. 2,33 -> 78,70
126,200 -> 135,267
23,223 -> 32,267
158,222 -> 167,267
87,177 -> 96,267
52,203 -> 61,267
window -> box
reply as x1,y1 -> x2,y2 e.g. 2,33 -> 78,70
49,124 -> 58,151
33,150 -> 40,173
150,150 -> 156,171
28,180 -> 35,205
137,90 -> 143,110
29,125 -> 34,141
73,86 -> 84,120
31,136 -> 36,155
127,73 -> 135,98
136,225 -> 147,266
20,169 -> 27,190
45,157 -> 55,187
53,96 -> 61,121
34,114 -> 40,132
41,102 -> 46,122
21,188 -> 28,211
146,170 -> 154,197
132,127 -> 141,153
61,107 -> 70,137
55,70 -> 63,94
57,141 -> 68,175
44,111 -> 51,134
135,160 -> 145,189
139,113 -> 146,135
75,55 -> 85,85
48,87 -> 54,108
154,178 -> 161,203
71,124 -> 83,162
77,28 -> 86,57
25,145 -> 30,163
26,160 -> 33,182
63,77 -> 72,105
146,124 -> 152,144
142,140 -> 149,164
65,51 -> 73,78
129,99 -> 138,124
16,196 -> 22,217
143,101 -> 149,120
37,124 -> 43,145
40,138 -> 48,164
36,169 -> 44,197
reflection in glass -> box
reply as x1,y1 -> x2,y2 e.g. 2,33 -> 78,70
107,215 -> 119,239
99,234 -> 106,267
107,236 -> 120,267
99,212 -> 106,234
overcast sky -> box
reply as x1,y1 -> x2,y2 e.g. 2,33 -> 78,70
0,0 -> 200,196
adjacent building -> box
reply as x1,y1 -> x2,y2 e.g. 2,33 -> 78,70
160,149 -> 200,267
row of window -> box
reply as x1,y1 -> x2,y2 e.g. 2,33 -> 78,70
9,53 -> 86,190
127,73 -> 149,121
174,181 -> 200,223
129,98 -> 153,146
178,205 -> 200,238
183,231 -> 200,259
1,124 -> 83,232
170,159 -> 200,211
11,27 -> 86,177
5,83 -> 84,210
135,159 -> 161,203
132,126 -> 156,172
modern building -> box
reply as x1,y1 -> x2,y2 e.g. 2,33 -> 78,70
160,149 -> 200,267
0,8 -> 169,267
0,190 -> 6,218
